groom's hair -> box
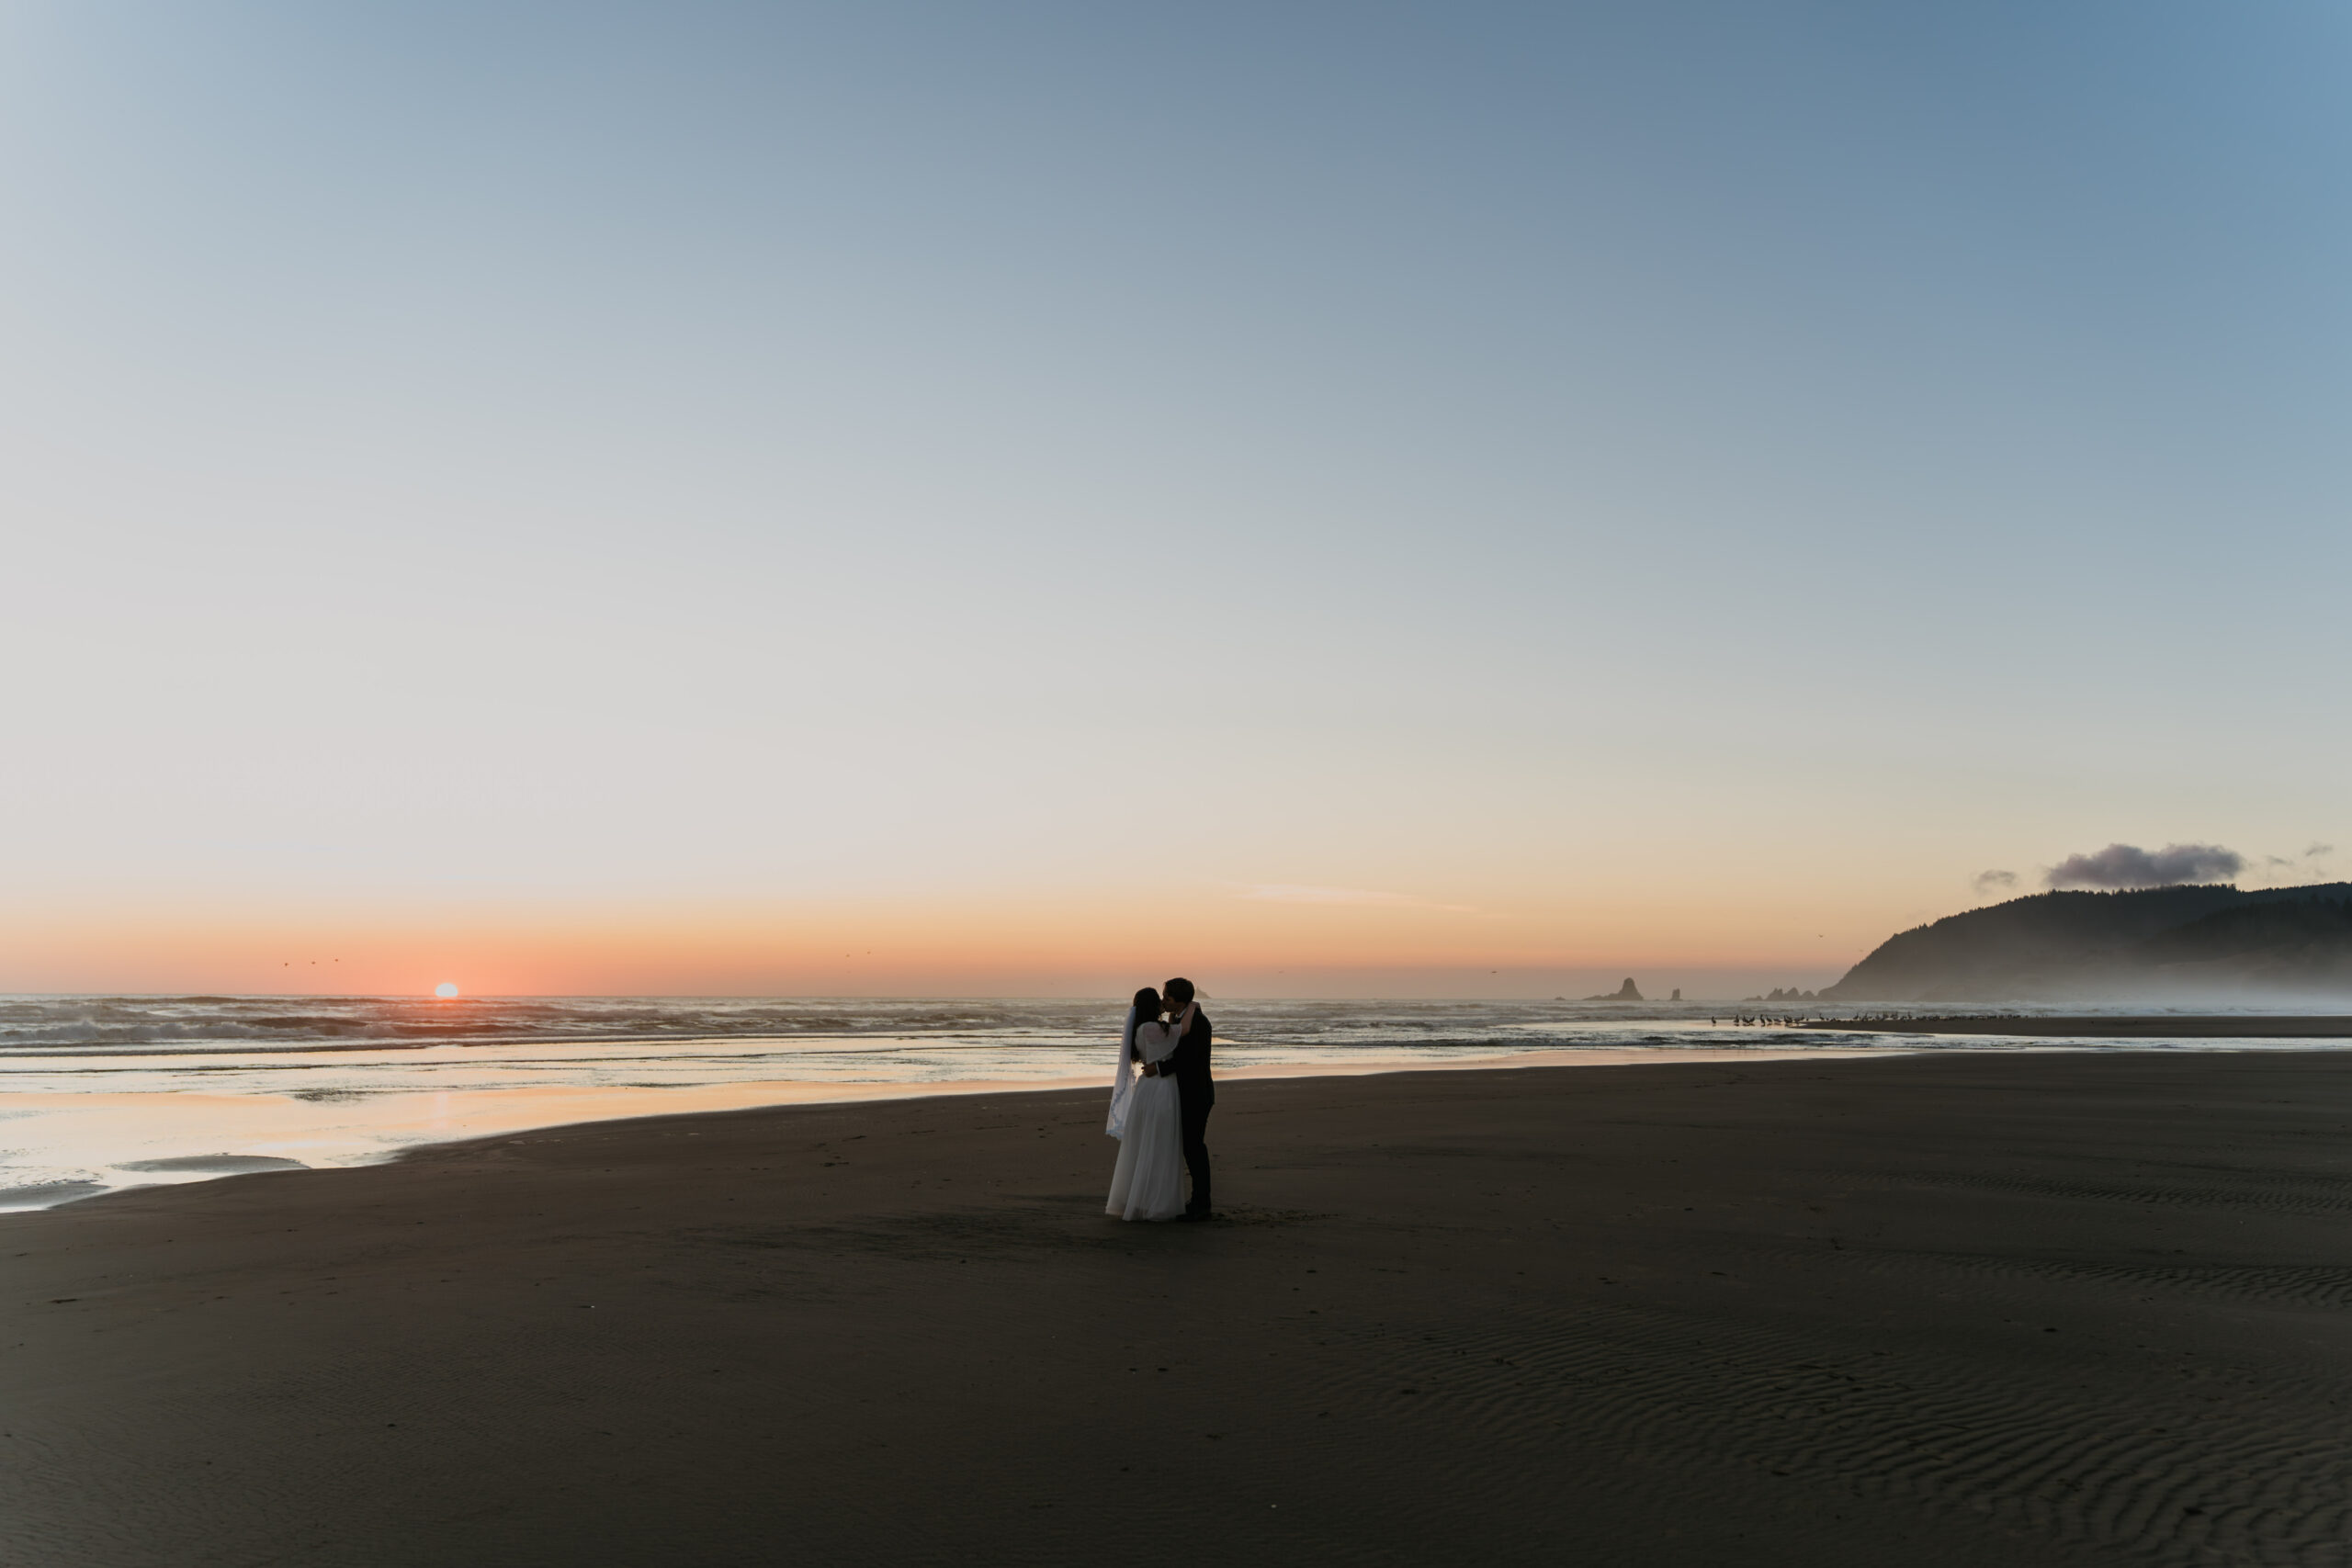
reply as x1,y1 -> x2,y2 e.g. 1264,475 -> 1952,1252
1163,976 -> 1195,1008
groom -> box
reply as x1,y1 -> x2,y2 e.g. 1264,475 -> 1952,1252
1145,976 -> 1215,1220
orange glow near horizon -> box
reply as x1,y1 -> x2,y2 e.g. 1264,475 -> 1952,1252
0,879 -> 1912,999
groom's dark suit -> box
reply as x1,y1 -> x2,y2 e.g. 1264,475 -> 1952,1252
1158,1008 -> 1215,1216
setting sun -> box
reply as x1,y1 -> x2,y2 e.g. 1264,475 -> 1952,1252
434,982 -> 459,999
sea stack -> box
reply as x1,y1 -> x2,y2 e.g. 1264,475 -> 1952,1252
1585,977 -> 1644,1001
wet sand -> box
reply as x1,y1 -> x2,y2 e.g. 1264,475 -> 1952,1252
1813,1015 -> 2352,1038
0,1048 -> 1856,1212
5,1051 -> 2349,1566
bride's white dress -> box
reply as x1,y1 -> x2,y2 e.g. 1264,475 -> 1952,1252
1106,1019 -> 1185,1221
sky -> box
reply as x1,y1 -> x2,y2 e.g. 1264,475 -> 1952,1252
3,2 -> 2347,998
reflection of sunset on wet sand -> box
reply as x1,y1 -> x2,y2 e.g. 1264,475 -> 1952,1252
0,994 -> 1890,1208
12,1051 -> 1852,1210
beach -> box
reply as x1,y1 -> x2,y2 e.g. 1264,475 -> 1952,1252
6,1050 -> 2348,1566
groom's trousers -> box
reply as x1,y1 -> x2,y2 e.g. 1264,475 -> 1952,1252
1180,1093 -> 1213,1215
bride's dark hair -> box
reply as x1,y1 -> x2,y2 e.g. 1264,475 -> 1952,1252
1132,987 -> 1162,1021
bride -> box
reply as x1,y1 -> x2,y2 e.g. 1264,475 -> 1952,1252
1105,987 -> 1191,1221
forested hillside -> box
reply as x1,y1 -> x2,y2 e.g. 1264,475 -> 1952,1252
1826,884 -> 2352,1002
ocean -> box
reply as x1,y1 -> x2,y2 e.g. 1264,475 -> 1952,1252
0,994 -> 2321,1211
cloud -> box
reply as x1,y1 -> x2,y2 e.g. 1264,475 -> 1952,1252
1234,884 -> 1475,912
1971,869 -> 2019,896
2307,843 -> 2335,860
2044,842 -> 2244,890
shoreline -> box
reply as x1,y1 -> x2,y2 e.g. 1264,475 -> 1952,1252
0,1043 -> 1890,1213
1810,1012 -> 2352,1037
6,1050 -> 2349,1565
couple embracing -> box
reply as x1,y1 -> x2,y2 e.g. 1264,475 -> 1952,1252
1103,976 -> 1215,1222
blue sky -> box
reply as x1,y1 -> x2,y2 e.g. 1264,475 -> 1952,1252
3,3 -> 2346,994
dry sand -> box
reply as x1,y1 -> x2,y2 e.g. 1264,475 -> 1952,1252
5,1051 -> 2349,1566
